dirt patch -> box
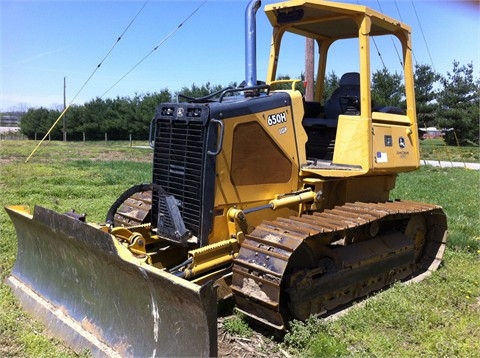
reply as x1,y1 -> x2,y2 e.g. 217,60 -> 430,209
0,156 -> 24,164
240,278 -> 272,302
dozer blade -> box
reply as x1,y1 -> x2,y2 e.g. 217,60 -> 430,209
5,205 -> 217,357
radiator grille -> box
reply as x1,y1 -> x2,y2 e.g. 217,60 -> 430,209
152,104 -> 211,240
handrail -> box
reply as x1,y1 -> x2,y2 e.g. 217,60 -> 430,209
207,118 -> 224,156
269,79 -> 302,91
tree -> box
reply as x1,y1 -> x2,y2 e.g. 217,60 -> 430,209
176,82 -> 224,102
133,89 -> 172,138
63,104 -> 86,140
322,71 -> 340,103
18,90 -> 175,141
371,68 -> 405,108
20,107 -> 62,139
80,98 -> 107,140
436,61 -> 479,145
414,63 -> 441,128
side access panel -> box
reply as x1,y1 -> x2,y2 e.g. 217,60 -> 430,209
5,205 -> 217,357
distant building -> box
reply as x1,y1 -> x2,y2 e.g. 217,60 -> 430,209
0,113 -> 22,127
0,126 -> 21,134
418,127 -> 445,140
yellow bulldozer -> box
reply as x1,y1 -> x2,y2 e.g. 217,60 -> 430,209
6,0 -> 447,356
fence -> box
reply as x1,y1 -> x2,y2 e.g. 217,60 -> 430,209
2,130 -> 147,148
419,135 -> 479,169
0,127 -> 25,140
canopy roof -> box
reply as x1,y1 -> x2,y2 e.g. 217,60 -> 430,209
264,0 -> 411,40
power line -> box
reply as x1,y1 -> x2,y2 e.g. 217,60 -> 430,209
70,0 -> 151,106
101,1 -> 208,98
372,38 -> 387,69
394,0 -> 418,65
356,0 -> 386,69
376,0 -> 403,69
411,0 -> 436,71
26,0 -> 151,163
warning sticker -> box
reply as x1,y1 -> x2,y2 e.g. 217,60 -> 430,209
376,152 -> 388,163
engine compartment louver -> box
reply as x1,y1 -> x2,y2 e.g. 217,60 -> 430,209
151,104 -> 215,246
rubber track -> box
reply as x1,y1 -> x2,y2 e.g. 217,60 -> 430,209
231,200 -> 447,330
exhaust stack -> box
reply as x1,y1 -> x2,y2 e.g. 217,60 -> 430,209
245,0 -> 261,88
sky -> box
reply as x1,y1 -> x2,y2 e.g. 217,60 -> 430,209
1,0 -> 479,111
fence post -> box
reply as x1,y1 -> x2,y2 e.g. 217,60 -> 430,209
83,132 -> 86,142
105,132 -> 107,145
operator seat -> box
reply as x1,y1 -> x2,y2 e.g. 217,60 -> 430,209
324,72 -> 360,119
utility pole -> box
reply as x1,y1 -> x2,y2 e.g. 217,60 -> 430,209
305,38 -> 314,101
63,77 -> 67,142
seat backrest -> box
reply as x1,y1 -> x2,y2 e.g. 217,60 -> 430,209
324,72 -> 360,119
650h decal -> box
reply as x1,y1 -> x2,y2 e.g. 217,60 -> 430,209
267,111 -> 287,126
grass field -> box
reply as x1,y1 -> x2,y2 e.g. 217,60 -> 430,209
1,140 -> 479,357
419,138 -> 480,164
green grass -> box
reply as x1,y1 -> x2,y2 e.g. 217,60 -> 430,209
223,310 -> 254,338
420,138 -> 480,163
391,166 -> 480,252
0,140 -> 479,357
0,141 -> 152,357
283,165 -> 480,357
0,139 -> 152,164
284,250 -> 480,357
